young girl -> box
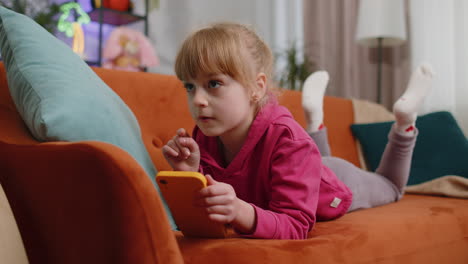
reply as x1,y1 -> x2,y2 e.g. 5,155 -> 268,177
162,22 -> 433,239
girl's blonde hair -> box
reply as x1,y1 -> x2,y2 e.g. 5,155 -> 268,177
175,22 -> 278,107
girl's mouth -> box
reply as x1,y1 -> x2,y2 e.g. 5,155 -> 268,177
199,116 -> 213,122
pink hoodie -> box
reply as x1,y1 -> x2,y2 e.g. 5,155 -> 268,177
193,102 -> 352,239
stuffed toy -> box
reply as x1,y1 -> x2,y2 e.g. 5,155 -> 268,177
92,0 -> 132,11
102,26 -> 159,71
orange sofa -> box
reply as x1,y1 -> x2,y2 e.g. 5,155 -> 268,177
0,64 -> 467,264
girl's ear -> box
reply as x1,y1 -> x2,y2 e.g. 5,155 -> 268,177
253,73 -> 267,101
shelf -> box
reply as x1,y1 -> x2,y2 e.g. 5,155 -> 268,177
88,8 -> 146,26
84,60 -> 100,67
82,0 -> 149,68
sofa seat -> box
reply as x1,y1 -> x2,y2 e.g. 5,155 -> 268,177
177,194 -> 468,263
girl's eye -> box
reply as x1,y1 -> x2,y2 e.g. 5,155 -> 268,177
208,80 -> 221,89
184,83 -> 195,92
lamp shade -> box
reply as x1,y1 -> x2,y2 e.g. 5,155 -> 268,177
355,0 -> 407,47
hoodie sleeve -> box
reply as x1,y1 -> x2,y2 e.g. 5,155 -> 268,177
242,134 -> 322,239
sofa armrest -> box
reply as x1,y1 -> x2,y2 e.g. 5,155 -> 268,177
0,140 -> 183,264
0,182 -> 29,263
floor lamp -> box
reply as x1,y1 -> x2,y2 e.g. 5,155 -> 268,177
355,0 -> 407,104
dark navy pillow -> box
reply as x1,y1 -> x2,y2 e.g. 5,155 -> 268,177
351,111 -> 468,185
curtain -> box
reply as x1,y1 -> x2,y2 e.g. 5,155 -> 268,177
410,0 -> 468,134
303,0 -> 410,109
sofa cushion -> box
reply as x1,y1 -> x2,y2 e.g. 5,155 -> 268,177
176,194 -> 468,263
0,7 -> 175,228
350,111 -> 468,185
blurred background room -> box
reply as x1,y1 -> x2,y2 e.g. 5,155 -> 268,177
3,0 -> 467,134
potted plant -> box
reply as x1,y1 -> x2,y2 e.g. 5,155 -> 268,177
277,43 -> 317,91
0,0 -> 61,33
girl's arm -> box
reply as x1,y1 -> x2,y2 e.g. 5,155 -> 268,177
194,174 -> 256,234
195,137 -> 321,239
246,137 -> 322,239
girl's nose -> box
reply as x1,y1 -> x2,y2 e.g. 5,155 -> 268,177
192,88 -> 208,107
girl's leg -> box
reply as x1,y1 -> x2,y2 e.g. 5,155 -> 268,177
374,63 -> 434,196
309,128 -> 331,157
374,125 -> 417,198
302,71 -> 331,156
322,124 -> 419,211
302,71 -> 329,133
322,156 -> 401,211
311,124 -> 417,211
302,64 -> 433,211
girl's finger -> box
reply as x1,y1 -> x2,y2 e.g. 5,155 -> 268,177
193,193 -> 229,207
176,137 -> 192,157
205,205 -> 234,215
205,174 -> 217,186
170,136 -> 188,158
207,213 -> 232,224
179,137 -> 199,155
203,194 -> 235,206
177,128 -> 190,137
161,145 -> 180,157
197,184 -> 226,198
163,139 -> 182,156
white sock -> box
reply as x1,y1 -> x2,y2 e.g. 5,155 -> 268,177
302,71 -> 329,132
393,63 -> 434,135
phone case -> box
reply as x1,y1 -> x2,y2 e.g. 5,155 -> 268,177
156,171 -> 228,238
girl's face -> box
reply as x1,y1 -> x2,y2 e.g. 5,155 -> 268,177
183,73 -> 257,142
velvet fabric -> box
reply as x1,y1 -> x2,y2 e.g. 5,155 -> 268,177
0,141 -> 182,264
0,64 -> 182,263
177,195 -> 468,263
1,64 -> 467,263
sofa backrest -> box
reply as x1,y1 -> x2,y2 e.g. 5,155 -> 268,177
277,90 -> 360,167
0,65 -> 361,170
92,67 -> 361,169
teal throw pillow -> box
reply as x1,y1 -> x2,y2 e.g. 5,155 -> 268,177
351,111 -> 468,185
0,7 -> 176,229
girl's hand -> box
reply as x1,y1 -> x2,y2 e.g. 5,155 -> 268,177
195,174 -> 256,234
162,128 -> 201,172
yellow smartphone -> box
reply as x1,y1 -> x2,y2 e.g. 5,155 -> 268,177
156,171 -> 228,238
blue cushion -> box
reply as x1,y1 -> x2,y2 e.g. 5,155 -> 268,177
351,111 -> 468,185
0,7 -> 176,229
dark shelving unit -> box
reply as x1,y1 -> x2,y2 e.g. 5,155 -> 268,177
88,8 -> 146,26
76,0 -> 149,67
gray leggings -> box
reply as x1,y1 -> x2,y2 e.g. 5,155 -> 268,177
310,126 -> 417,212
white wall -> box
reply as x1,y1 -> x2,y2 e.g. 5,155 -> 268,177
410,0 -> 468,135
133,0 -> 303,77
134,0 -> 271,75
454,0 -> 468,135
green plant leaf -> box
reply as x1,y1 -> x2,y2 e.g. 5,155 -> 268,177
1,1 -> 61,33
277,42 -> 316,91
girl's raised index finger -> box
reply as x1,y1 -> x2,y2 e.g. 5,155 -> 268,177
177,128 -> 190,137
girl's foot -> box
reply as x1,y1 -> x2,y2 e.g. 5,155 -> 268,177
302,71 -> 329,133
393,63 -> 434,135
